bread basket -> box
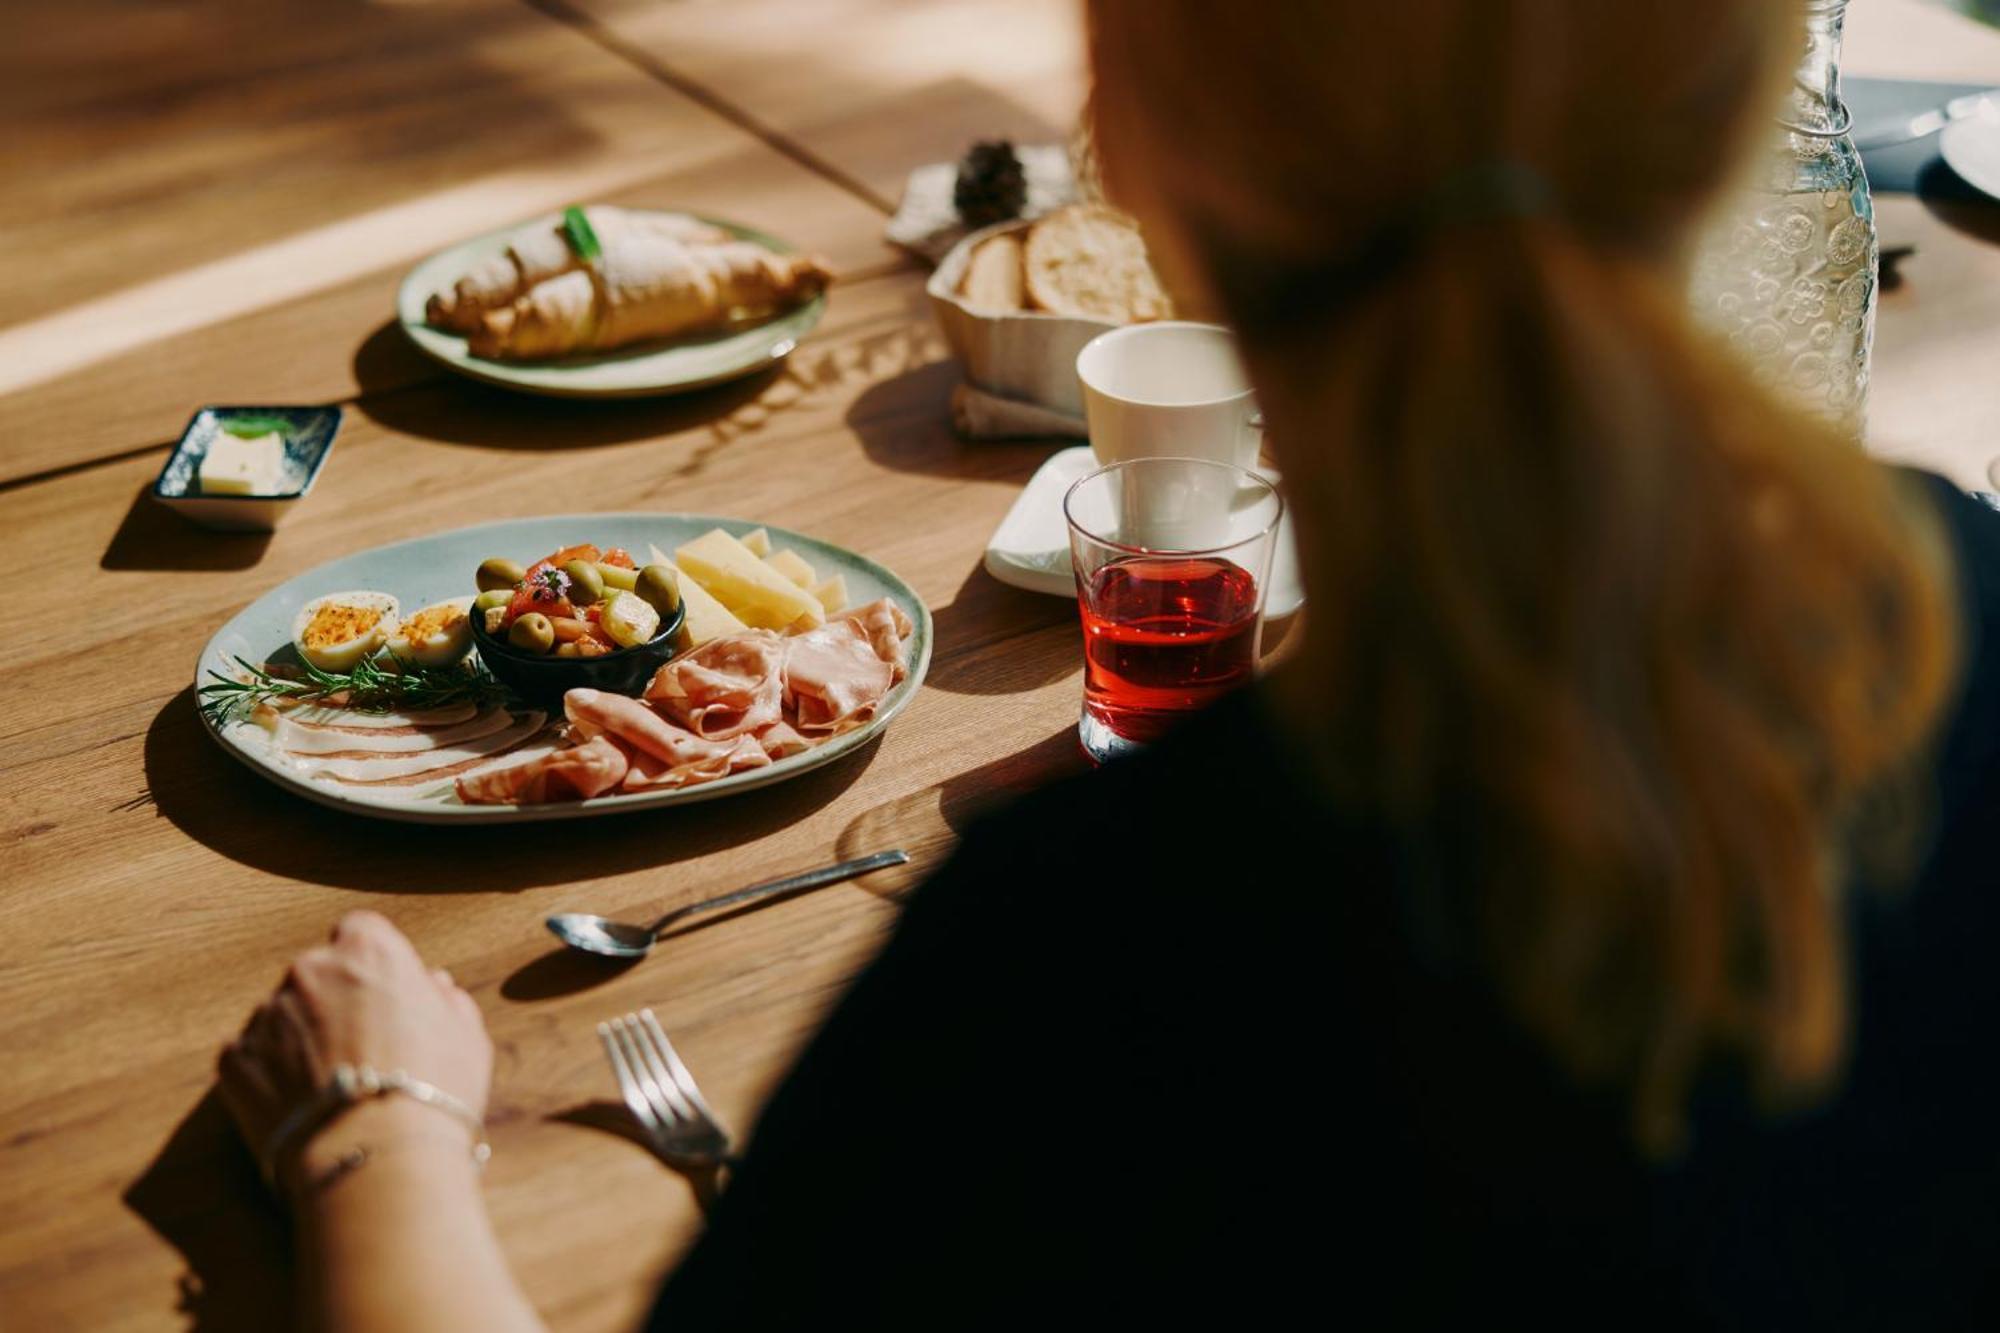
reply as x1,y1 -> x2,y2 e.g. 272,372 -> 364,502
926,220 -> 1122,419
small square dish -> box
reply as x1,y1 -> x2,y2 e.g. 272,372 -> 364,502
151,405 -> 343,532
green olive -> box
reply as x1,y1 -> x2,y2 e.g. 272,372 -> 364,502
473,588 -> 513,614
635,564 -> 682,618
595,561 -> 639,592
476,557 -> 526,593
562,560 -> 605,605
507,612 -> 555,654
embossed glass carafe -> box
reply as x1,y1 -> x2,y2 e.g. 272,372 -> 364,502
1691,0 -> 1876,431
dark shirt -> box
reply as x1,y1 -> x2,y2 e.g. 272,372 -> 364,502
653,474 -> 2000,1329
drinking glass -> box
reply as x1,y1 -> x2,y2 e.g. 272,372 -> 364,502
1063,457 -> 1283,763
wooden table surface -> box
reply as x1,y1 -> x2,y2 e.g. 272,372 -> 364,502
1,1 -> 1994,1328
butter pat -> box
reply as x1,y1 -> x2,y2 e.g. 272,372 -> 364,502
199,432 -> 287,496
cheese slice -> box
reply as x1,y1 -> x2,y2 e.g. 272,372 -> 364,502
810,574 -> 848,615
673,529 -> 826,631
765,548 -> 817,589
199,432 -> 287,495
739,528 -> 772,558
648,543 -> 748,647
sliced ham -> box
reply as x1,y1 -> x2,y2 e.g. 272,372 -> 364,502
455,734 -> 630,804
643,629 -> 785,739
783,619 -> 897,733
620,734 -> 770,790
462,596 -> 911,804
836,598 -> 914,680
755,720 -> 812,760
566,688 -> 745,768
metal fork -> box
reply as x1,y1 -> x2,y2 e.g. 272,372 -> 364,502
598,1009 -> 733,1167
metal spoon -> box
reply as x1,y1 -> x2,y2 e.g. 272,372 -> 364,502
546,849 -> 910,959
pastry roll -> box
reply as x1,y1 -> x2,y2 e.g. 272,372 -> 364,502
425,206 -> 733,332
465,237 -> 832,361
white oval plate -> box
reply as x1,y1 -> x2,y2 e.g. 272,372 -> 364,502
396,211 -> 826,399
1941,98 -> 2000,202
196,515 -> 930,824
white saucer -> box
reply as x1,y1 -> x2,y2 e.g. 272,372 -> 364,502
1940,97 -> 2000,200
983,446 -> 1305,618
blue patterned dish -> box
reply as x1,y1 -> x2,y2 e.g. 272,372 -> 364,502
152,405 -> 343,532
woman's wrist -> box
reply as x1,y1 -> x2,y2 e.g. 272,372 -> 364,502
283,1097 -> 480,1206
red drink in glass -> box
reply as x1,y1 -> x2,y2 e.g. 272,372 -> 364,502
1079,555 -> 1261,743
1065,457 -> 1282,763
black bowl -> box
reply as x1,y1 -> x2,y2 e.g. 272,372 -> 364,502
470,598 -> 686,709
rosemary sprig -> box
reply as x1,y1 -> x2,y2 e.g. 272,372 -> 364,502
198,653 -> 513,729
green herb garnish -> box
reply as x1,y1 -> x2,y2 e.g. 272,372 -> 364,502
219,415 -> 293,439
562,206 -> 603,263
199,654 -> 513,730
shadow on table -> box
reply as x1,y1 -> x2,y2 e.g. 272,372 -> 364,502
1917,157 -> 2000,245
924,560 -> 1076,697
143,686 -> 882,895
101,486 -> 273,572
834,723 -> 1088,899
350,319 -> 786,454
548,1100 -> 724,1213
841,357 -> 1077,483
124,1088 -> 291,1333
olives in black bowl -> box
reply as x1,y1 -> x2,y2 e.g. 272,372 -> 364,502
471,598 -> 686,709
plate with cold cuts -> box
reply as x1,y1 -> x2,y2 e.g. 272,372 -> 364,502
196,514 -> 930,824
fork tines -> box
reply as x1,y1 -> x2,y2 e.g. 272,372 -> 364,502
598,1008 -> 731,1164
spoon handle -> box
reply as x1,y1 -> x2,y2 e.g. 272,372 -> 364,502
648,849 -> 910,935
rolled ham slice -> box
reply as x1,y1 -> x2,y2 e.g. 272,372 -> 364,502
783,619 -> 896,734
620,734 -> 771,791
455,734 -> 631,804
755,720 -> 812,760
566,688 -> 743,768
644,630 -> 785,739
457,596 -> 912,804
836,598 -> 914,680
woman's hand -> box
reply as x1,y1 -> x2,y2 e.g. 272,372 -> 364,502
218,910 -> 492,1187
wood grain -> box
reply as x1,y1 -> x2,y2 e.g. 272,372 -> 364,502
0,264 -> 1092,1331
3,0 -> 1998,1328
555,0 -> 1089,207
0,0 -> 901,483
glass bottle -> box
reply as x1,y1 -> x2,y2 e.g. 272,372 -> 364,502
1690,0 -> 1876,432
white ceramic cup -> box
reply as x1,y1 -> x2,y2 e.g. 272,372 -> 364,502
1076,321 -> 1260,469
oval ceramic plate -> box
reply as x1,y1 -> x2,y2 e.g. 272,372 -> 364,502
396,211 -> 826,398
1940,98 -> 2000,202
196,515 -> 930,824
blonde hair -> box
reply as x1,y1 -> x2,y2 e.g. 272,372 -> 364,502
1088,0 -> 1959,1142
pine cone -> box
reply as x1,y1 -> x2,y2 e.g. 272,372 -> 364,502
953,140 -> 1028,229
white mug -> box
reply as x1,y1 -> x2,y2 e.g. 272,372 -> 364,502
1076,321 -> 1260,470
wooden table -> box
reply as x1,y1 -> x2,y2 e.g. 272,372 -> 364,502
0,1 -> 1994,1328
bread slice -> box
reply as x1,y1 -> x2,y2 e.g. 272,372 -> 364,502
1021,204 -> 1172,322
957,232 -> 1026,312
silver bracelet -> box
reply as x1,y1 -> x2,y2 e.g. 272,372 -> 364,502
260,1063 -> 490,1190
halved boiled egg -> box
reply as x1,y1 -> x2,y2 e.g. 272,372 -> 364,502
292,591 -> 400,672
384,596 -> 474,667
